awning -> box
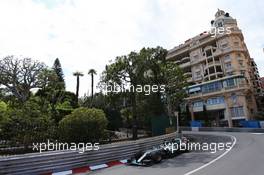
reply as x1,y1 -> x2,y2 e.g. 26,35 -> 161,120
189,87 -> 201,93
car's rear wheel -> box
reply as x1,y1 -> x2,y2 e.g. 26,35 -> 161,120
152,153 -> 162,163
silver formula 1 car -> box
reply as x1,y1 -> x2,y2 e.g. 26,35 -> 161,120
127,136 -> 189,166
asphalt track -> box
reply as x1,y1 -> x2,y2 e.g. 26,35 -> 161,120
85,132 -> 264,175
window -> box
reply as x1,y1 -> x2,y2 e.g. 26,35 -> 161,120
202,81 -> 222,93
231,94 -> 237,103
193,101 -> 203,107
240,70 -> 245,76
216,66 -> 222,72
209,67 -> 215,74
207,97 -> 225,105
204,69 -> 208,76
225,62 -> 232,69
214,57 -> 220,62
210,75 -> 216,80
239,60 -> 243,67
189,87 -> 201,93
234,41 -> 239,47
193,55 -> 199,61
227,72 -> 233,76
226,78 -> 235,87
206,50 -> 212,57
222,43 -> 228,48
195,71 -> 201,79
224,55 -> 231,62
207,57 -> 213,64
230,107 -> 245,118
217,22 -> 223,27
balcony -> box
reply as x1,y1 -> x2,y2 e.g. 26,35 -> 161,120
175,60 -> 181,64
194,75 -> 203,81
204,60 -> 221,69
225,67 -> 234,72
179,61 -> 191,68
182,57 -> 190,61
212,49 -> 222,57
193,106 -> 204,112
206,103 -> 226,111
224,83 -> 247,90
187,77 -> 193,82
186,83 -> 249,100
184,72 -> 192,77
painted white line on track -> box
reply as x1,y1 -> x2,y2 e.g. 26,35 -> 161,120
90,164 -> 108,171
52,170 -> 72,175
252,133 -> 264,135
184,135 -> 237,175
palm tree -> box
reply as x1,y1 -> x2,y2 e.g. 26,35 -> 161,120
88,69 -> 97,100
73,71 -> 84,98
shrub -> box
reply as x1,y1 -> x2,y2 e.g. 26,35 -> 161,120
58,107 -> 108,143
0,98 -> 55,146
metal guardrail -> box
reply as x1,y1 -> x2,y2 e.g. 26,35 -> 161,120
180,126 -> 264,133
0,130 -> 237,175
0,133 -> 178,175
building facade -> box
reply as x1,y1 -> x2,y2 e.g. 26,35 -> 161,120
166,9 -> 261,127
260,77 -> 264,90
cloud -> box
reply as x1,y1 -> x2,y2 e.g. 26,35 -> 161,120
0,0 -> 263,96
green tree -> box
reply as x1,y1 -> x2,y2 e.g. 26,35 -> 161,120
73,71 -> 84,99
101,46 -> 187,137
120,108 -> 132,137
101,51 -> 145,139
36,69 -> 78,123
88,69 -> 97,102
52,58 -> 65,90
0,101 -> 8,129
58,107 -> 108,143
163,61 -> 187,117
137,47 -> 168,117
0,101 -> 7,112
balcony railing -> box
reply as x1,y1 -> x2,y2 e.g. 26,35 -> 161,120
184,72 -> 192,78
186,83 -> 249,99
182,57 -> 190,61
187,77 -> 193,82
204,60 -> 221,69
179,61 -> 191,68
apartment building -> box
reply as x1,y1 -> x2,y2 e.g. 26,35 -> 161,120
166,9 -> 261,127
260,77 -> 264,90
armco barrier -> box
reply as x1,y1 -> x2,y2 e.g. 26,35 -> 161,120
0,132 -> 177,175
180,126 -> 264,133
0,132 -> 233,175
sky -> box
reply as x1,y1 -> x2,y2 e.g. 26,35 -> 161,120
0,0 -> 263,96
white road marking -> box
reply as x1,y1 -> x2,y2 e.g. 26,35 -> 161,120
184,135 -> 237,175
52,170 -> 72,175
90,164 -> 108,171
252,133 -> 264,135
